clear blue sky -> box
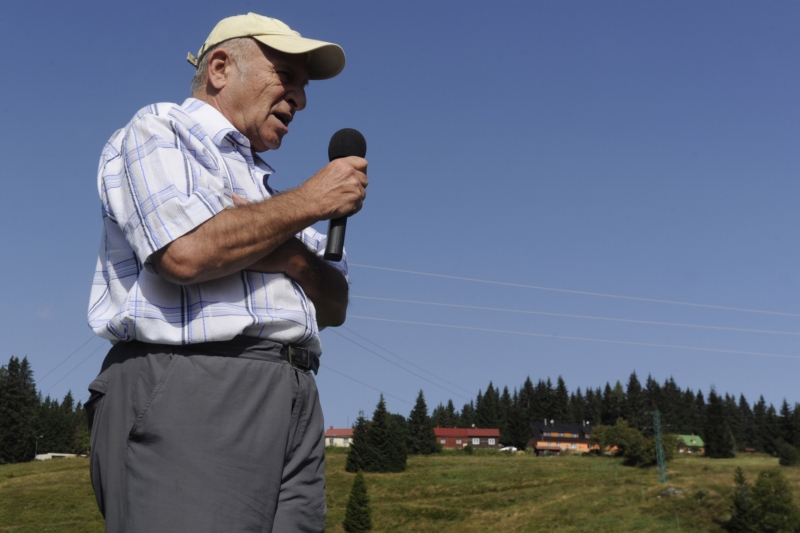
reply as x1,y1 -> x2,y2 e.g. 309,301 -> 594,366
1,0 -> 798,427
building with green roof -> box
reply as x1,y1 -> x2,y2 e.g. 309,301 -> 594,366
676,435 -> 705,455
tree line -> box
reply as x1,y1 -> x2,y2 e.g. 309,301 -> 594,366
430,372 -> 800,456
4,352 -> 800,464
0,356 -> 89,464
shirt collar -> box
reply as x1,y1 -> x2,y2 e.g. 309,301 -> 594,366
181,97 -> 251,148
181,98 -> 275,176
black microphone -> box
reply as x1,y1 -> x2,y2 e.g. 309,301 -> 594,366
324,128 -> 367,262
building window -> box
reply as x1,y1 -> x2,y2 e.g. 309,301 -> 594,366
343,438 -> 349,444
472,438 -> 480,445
488,438 -> 495,445
441,439 -> 446,444
329,438 -> 334,445
571,443 -> 576,449
456,439 -> 462,445
559,433 -> 564,437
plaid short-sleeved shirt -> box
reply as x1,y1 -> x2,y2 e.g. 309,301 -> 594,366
87,98 -> 346,354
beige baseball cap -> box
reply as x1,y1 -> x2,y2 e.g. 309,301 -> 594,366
187,13 -> 346,80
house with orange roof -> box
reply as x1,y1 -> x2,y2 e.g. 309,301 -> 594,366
527,421 -> 596,456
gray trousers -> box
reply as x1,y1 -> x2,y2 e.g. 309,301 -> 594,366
86,336 -> 326,533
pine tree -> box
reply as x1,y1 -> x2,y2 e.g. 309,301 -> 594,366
791,403 -> 800,449
661,377 -> 682,430
569,388 -> 586,425
0,356 -> 39,463
542,378 -> 555,420
644,375 -> 662,413
520,376 -> 535,421
763,405 -> 781,456
725,393 -> 744,451
725,467 -> 756,533
679,388 -> 696,435
705,388 -> 735,458
364,396 -> 406,472
585,387 -> 603,426
752,396 -> 768,452
694,390 -> 707,439
508,389 -> 530,449
602,382 -> 624,425
387,413 -> 408,472
431,403 -> 447,428
444,399 -> 458,428
407,391 -> 437,455
780,400 -> 794,444
750,469 -> 800,531
343,471 -> 372,532
738,395 -> 755,450
459,400 -> 476,428
367,396 -> 393,472
498,386 -> 512,445
624,372 -> 646,429
346,412 -> 374,473
475,383 -> 500,429
552,376 -> 569,423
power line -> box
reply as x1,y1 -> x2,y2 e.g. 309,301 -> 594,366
350,295 -> 800,336
44,342 -> 107,395
329,328 -> 470,400
349,263 -> 800,318
37,334 -> 99,383
347,315 -> 800,361
340,325 -> 475,396
320,363 -> 414,406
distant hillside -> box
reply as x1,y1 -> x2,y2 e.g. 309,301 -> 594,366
2,451 -> 798,532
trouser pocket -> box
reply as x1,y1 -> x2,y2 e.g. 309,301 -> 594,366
86,379 -> 107,515
128,352 -> 178,440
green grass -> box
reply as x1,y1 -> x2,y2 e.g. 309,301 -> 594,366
1,452 -> 797,532
0,458 -> 104,533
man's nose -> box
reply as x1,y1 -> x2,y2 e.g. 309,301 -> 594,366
288,86 -> 307,111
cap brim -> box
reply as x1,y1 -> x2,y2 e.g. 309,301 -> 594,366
253,35 -> 345,80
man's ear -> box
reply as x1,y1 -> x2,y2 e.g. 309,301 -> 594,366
206,49 -> 233,91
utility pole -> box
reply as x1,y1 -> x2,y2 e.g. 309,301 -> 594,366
34,435 -> 43,460
652,411 -> 668,484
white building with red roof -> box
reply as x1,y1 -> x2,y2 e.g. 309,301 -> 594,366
324,426 -> 354,448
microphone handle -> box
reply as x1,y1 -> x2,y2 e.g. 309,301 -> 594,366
324,217 -> 347,261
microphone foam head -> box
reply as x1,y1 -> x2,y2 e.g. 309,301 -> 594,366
328,128 -> 367,161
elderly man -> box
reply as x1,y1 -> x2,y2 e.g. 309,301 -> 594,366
86,13 -> 367,533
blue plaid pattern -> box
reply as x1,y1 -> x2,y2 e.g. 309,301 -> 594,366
88,99 -> 346,354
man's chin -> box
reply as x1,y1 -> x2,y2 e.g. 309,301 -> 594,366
256,134 -> 284,152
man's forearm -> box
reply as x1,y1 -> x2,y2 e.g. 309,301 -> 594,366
152,157 -> 367,286
152,190 -> 317,285
248,239 -> 349,328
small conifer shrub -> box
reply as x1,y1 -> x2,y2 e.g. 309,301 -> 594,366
343,471 -> 372,532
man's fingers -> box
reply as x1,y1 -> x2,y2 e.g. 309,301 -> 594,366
232,193 -> 252,207
340,156 -> 368,174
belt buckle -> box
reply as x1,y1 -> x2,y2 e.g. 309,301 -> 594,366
286,346 -> 309,369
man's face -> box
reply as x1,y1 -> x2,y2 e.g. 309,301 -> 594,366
224,44 -> 309,152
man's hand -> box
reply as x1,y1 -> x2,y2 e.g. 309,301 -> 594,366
248,237 -> 349,328
231,193 -> 349,329
298,156 -> 368,220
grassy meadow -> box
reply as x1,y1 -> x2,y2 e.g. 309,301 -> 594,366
1,450 -> 797,532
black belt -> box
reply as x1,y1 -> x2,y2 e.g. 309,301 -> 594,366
279,345 -> 320,374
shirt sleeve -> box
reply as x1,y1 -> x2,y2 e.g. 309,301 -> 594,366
101,108 -> 234,269
297,227 -> 349,281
